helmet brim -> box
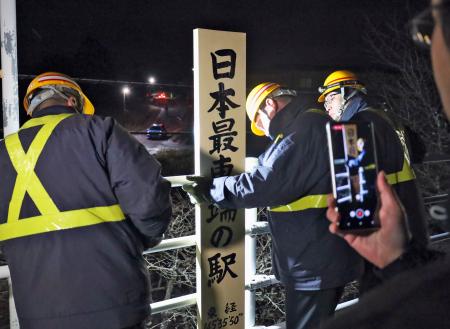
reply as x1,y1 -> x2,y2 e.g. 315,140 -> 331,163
318,85 -> 342,102
251,121 -> 265,136
81,92 -> 95,115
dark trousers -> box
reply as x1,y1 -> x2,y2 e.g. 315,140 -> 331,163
285,286 -> 344,329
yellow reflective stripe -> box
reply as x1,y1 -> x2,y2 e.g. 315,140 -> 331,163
274,133 -> 283,144
386,158 -> 416,185
5,135 -> 59,221
20,113 -> 72,129
0,205 -> 125,241
305,108 -> 328,116
364,164 -> 376,170
5,114 -> 73,222
270,160 -> 414,213
269,194 -> 328,212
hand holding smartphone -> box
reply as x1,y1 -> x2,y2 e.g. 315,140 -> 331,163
326,121 -> 380,233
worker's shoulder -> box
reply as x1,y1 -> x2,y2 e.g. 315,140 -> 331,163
288,108 -> 329,142
74,113 -> 115,124
296,108 -> 330,132
67,113 -> 120,130
353,108 -> 403,135
354,107 -> 395,123
301,108 -> 330,122
62,114 -> 130,143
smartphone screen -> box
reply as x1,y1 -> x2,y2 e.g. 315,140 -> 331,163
326,121 -> 380,232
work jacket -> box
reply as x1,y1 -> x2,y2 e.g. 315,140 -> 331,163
344,96 -> 429,247
211,97 -> 363,290
0,106 -> 172,329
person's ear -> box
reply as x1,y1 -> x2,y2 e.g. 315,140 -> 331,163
265,98 -> 275,108
265,98 -> 279,117
67,96 -> 78,109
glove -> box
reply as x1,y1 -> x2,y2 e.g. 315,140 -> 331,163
182,176 -> 213,204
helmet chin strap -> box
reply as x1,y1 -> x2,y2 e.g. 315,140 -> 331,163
335,108 -> 344,121
28,86 -> 83,115
336,87 -> 359,120
27,89 -> 57,115
333,86 -> 346,120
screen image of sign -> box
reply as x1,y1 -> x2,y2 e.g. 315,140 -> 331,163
326,121 -> 380,231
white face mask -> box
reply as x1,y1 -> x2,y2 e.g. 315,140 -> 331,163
255,108 -> 272,136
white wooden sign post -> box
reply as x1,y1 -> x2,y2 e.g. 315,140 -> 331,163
193,28 -> 246,329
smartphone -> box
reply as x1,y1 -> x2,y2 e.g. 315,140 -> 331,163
326,121 -> 380,232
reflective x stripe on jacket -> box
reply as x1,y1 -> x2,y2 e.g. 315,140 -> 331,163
270,110 -> 416,213
0,113 -> 125,241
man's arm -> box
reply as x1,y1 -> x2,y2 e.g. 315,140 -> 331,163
105,119 -> 172,245
209,133 -> 313,209
184,135 -> 300,208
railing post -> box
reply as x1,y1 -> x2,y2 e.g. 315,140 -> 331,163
245,157 -> 258,328
8,278 -> 19,329
0,0 -> 20,137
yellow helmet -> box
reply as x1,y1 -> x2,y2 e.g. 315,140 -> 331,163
318,70 -> 366,102
245,82 -> 281,136
24,72 -> 95,115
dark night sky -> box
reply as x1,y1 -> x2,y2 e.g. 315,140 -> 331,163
16,0 -> 427,84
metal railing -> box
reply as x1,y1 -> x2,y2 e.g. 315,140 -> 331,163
2,216 -> 448,326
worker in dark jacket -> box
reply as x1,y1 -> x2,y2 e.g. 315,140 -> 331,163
318,70 -> 429,247
318,71 -> 429,291
185,82 -> 363,329
0,72 -> 172,329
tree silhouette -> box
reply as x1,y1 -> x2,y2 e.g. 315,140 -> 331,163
362,8 -> 450,197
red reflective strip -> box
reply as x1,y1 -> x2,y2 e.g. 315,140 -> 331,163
38,76 -> 79,87
253,83 -> 276,102
326,76 -> 355,85
250,83 -> 277,112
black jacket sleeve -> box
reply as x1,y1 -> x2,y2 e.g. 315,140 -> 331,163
210,112 -> 329,209
103,118 -> 172,239
373,240 -> 444,281
210,134 -> 299,209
